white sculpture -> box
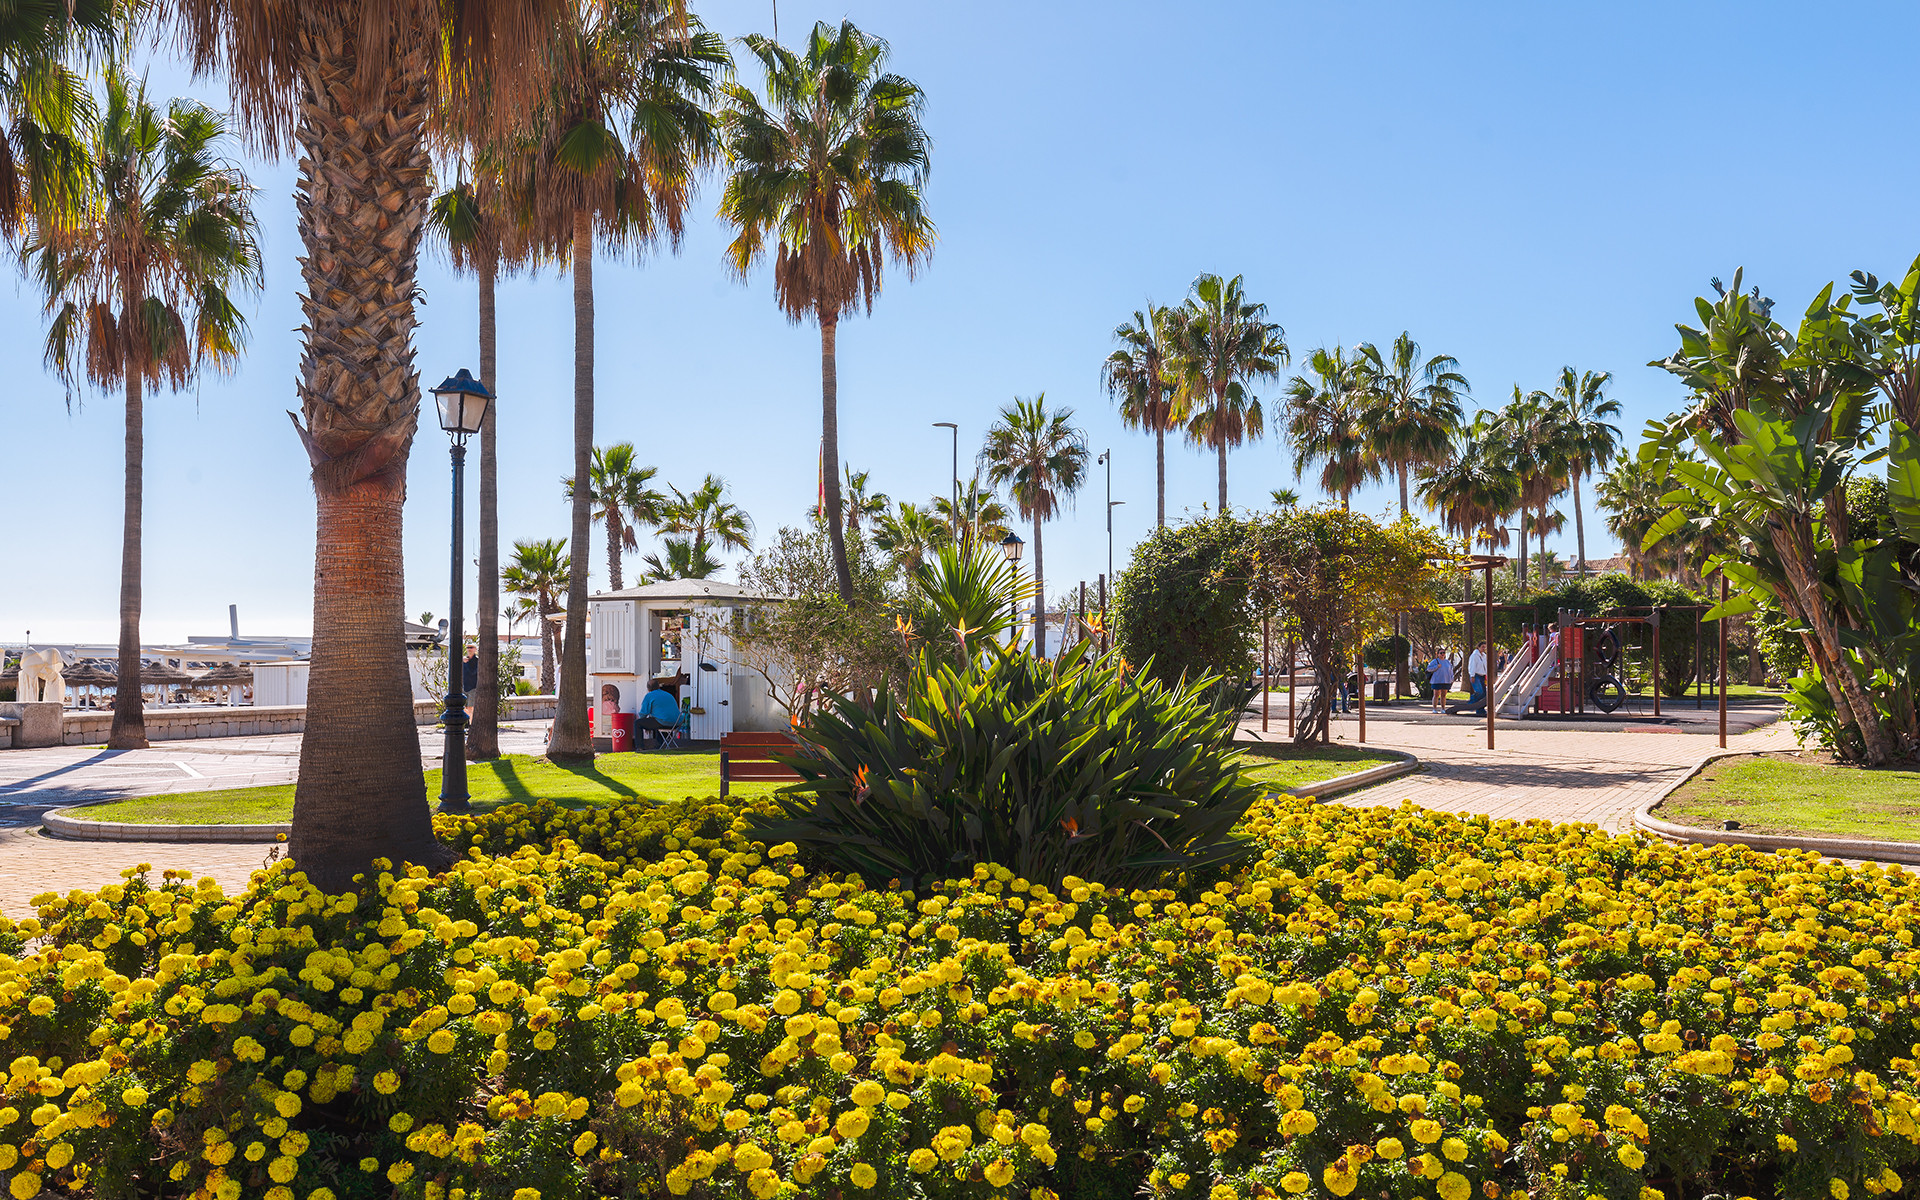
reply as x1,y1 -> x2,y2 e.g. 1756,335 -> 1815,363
16,648 -> 66,706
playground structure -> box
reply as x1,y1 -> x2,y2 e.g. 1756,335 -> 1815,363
1485,603 -> 1723,721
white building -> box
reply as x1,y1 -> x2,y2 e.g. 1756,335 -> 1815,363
586,579 -> 786,743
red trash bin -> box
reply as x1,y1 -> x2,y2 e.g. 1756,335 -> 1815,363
609,712 -> 634,753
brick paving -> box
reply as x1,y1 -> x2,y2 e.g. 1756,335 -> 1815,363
0,721 -> 553,917
1241,699 -> 1798,832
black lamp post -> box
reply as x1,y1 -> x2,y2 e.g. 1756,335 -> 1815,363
432,368 -> 494,813
998,531 -> 1024,647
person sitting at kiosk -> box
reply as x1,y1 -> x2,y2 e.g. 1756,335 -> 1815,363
636,682 -> 680,749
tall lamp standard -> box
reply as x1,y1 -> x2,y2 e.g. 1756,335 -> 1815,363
431,368 -> 494,813
999,531 -> 1024,648
932,422 -> 958,540
1095,449 -> 1120,585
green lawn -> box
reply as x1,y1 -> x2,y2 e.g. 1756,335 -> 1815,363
62,751 -> 783,826
1656,753 -> 1920,842
63,743 -> 1388,826
1233,744 -> 1399,791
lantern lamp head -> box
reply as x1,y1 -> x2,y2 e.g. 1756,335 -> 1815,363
432,369 -> 494,441
999,531 -> 1024,563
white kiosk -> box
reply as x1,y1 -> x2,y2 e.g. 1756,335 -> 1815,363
586,579 -> 786,746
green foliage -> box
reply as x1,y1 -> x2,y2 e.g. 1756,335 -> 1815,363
1516,573 -> 1706,697
1111,517 -> 1255,685
1363,634 -> 1408,672
911,542 -> 1037,651
753,643 -> 1263,888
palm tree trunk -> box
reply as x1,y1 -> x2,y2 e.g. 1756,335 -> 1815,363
1517,505 -> 1529,592
468,256 -> 500,761
1398,462 -> 1410,517
1572,470 -> 1587,571
109,366 -> 146,749
1216,439 -> 1228,514
820,315 -> 853,601
539,598 -> 555,693
285,24 -> 448,890
606,512 -> 624,591
550,208 -> 595,761
1155,425 -> 1166,527
1031,516 -> 1045,654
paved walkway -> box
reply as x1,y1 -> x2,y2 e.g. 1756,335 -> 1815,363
0,722 -> 553,917
1241,698 -> 1798,833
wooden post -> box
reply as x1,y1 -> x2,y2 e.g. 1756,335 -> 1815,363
1694,606 -> 1703,710
1484,560 -> 1495,751
1651,609 -> 1661,717
1718,574 -> 1728,748
1261,612 -> 1270,733
1287,640 -> 1295,739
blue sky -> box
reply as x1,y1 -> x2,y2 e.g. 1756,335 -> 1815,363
7,0 -> 1919,644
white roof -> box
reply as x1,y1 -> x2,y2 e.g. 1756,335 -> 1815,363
590,578 -> 776,604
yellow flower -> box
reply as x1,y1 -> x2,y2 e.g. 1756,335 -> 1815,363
1618,1144 -> 1646,1170
1833,1183 -> 1850,1200
1323,1163 -> 1357,1197
850,1080 -> 886,1108
748,1168 -> 780,1199
836,1108 -> 871,1139
1376,1137 -> 1405,1160
986,1159 -> 1016,1187
373,1072 -> 400,1095
850,1162 -> 878,1189
1280,1173 -> 1311,1195
1410,1119 -> 1442,1143
909,1148 -> 937,1173
1437,1172 -> 1471,1200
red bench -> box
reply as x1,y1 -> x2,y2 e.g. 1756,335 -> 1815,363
720,731 -> 803,797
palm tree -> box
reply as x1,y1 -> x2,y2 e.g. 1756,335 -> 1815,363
872,500 -> 948,569
1270,487 -> 1300,508
980,395 -> 1090,650
641,536 -> 722,582
502,538 -> 570,694
1101,304 -> 1182,526
661,474 -> 754,562
0,0 -> 121,239
1492,386 -> 1571,591
1356,332 -> 1468,516
561,442 -> 665,591
506,0 -> 729,763
28,68 -> 260,751
1284,346 -> 1380,510
428,172 -> 530,762
176,0 -> 572,887
1170,274 -> 1287,513
933,478 -> 1011,544
1547,366 -> 1622,572
719,20 -> 935,602
1595,452 -> 1682,580
840,466 -> 888,533
1416,419 -> 1520,599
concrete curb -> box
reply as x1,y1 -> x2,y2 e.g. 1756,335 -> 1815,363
41,807 -> 289,844
1633,750 -> 1920,866
1237,746 -> 1421,800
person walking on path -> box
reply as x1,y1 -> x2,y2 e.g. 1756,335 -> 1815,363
462,648 -> 480,720
1426,653 -> 1454,712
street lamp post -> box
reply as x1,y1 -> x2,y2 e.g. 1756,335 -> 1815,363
999,532 -> 1024,648
933,422 -> 958,540
431,368 -> 494,813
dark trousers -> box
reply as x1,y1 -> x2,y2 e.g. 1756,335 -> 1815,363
636,716 -> 667,747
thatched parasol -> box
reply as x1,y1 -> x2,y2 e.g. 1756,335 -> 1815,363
197,663 -> 254,685
62,662 -> 118,688
140,662 -> 195,686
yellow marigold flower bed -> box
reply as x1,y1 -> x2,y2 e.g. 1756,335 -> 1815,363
0,794 -> 1916,1200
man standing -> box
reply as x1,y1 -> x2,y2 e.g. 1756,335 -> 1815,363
1465,644 -> 1488,715
462,646 -> 480,720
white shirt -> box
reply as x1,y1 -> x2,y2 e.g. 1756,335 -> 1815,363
1467,648 -> 1487,677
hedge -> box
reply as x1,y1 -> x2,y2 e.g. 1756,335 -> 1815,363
0,796 -> 1916,1200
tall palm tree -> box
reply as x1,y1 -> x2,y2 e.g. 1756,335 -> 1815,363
502,538 -> 570,694
719,20 -> 935,602
980,395 -> 1089,651
1284,346 -> 1380,510
1595,452 -> 1681,580
28,68 -> 260,751
1356,332 -> 1468,516
661,473 -> 754,562
176,0 -> 573,887
427,171 -> 530,762
1547,365 -> 1622,572
1101,304 -> 1182,526
1491,386 -> 1569,592
1170,273 -> 1287,513
1416,419 -> 1520,599
562,442 -> 665,591
506,0 -> 729,763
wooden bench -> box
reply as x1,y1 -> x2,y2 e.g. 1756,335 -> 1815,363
720,731 -> 803,797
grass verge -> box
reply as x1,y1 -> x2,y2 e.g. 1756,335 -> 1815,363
1655,752 -> 1920,842
1232,744 -> 1400,791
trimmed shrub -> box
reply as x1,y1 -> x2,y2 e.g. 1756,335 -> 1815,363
1111,518 -> 1254,687
0,798 -> 1917,1200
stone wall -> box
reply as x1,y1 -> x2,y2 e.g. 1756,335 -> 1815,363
47,695 -> 558,746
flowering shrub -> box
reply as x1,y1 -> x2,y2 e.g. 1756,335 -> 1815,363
0,795 -> 1916,1200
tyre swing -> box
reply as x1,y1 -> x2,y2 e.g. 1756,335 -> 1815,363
1585,627 -> 1626,713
